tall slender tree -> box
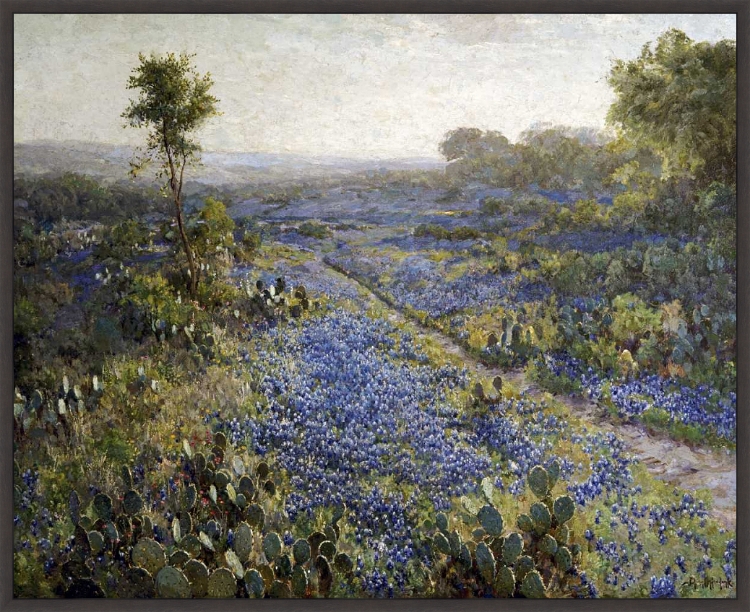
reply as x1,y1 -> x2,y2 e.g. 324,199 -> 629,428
123,52 -> 220,297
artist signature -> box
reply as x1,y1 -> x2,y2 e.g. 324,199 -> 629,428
682,576 -> 734,591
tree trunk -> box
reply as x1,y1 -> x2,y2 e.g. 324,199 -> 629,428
173,199 -> 198,297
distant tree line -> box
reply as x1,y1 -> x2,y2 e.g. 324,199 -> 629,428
13,173 -> 163,226
441,30 -> 736,235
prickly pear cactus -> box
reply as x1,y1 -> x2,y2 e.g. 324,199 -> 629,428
233,522 -> 253,563
269,580 -> 291,598
530,502 -> 552,535
527,465 -> 550,499
132,538 -> 166,576
315,555 -> 333,596
433,532 -> 451,555
93,493 -> 113,521
495,565 -> 515,597
435,511 -> 449,533
502,532 -> 523,565
244,568 -> 264,598
117,567 -> 156,598
207,568 -> 237,598
520,569 -> 547,598
291,565 -> 309,597
156,566 -> 191,598
262,532 -> 282,561
514,555 -> 535,583
292,538 -> 311,564
517,513 -> 533,532
547,459 -> 561,488
87,530 -> 104,554
475,542 -> 496,582
555,546 -> 573,572
477,504 -> 504,537
246,504 -> 265,530
319,540 -> 336,561
553,495 -> 575,525
183,559 -> 209,598
539,533 -> 558,555
334,552 -> 353,574
123,490 -> 143,515
224,550 -> 244,579
170,550 -> 190,568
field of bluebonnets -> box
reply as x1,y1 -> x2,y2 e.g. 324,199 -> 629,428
13,31 -> 737,599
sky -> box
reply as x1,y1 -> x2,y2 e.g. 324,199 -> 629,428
14,14 -> 736,160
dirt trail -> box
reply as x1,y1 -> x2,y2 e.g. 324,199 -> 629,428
313,255 -> 736,530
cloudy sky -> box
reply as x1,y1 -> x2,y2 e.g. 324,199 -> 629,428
14,14 -> 735,159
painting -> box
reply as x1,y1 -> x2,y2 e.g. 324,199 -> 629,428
10,12 -> 738,601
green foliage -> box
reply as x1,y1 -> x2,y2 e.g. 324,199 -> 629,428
607,29 -> 736,187
423,465 -> 592,598
297,221 -> 332,239
94,219 -> 151,261
123,52 -> 220,297
414,224 -> 482,241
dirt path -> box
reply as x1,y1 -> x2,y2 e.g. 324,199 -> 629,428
313,255 -> 737,530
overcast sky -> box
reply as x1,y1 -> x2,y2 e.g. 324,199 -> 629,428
14,14 -> 736,159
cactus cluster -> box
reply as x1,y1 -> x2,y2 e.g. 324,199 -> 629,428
484,310 -> 541,366
422,464 -> 591,598
47,433 -> 356,598
13,374 -> 104,441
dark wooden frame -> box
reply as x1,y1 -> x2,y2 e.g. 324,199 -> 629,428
1,2 -> 747,610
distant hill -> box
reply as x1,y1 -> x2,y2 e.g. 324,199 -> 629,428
14,141 -> 446,186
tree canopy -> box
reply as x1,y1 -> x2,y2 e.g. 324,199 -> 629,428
123,52 -> 220,296
607,29 -> 736,186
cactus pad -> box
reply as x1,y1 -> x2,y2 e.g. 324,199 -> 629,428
521,569 -> 547,598
319,540 -> 336,560
269,580 -> 291,598
87,530 -> 104,554
132,538 -> 166,576
123,490 -> 143,515
315,555 -> 333,596
233,522 -> 253,563
334,552 -> 353,574
93,493 -> 113,521
238,475 -> 255,498
291,565 -> 309,597
502,532 -> 523,565
156,566 -> 191,598
477,504 -> 504,537
475,542 -> 496,582
530,502 -> 552,535
246,504 -> 265,530
527,466 -> 550,499
262,532 -> 282,561
494,565 -> 515,597
292,538 -> 311,564
169,550 -> 190,567
184,559 -> 209,597
274,553 -> 292,579
553,495 -> 575,525
433,532 -> 451,555
554,546 -> 573,572
256,461 -> 270,479
207,568 -> 237,598
539,534 -> 558,555
517,513 -> 533,532
435,512 -> 449,533
224,550 -> 244,578
117,567 -> 156,598
514,555 -> 535,583
547,459 -> 561,488
244,568 -> 264,598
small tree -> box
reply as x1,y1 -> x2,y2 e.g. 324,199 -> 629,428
123,52 -> 219,297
